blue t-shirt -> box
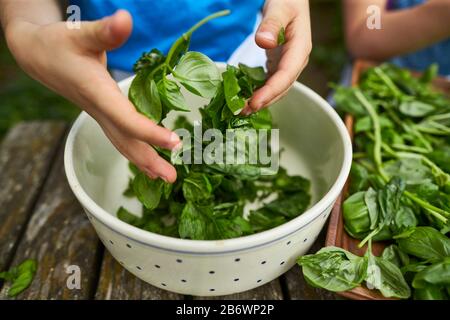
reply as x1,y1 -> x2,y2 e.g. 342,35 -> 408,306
70,0 -> 264,72
388,0 -> 450,75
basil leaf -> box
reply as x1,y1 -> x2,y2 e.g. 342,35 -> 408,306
157,78 -> 189,111
182,172 -> 213,203
129,74 -> 162,123
399,100 -> 435,118
265,193 -> 311,218
412,258 -> 450,289
414,285 -> 448,300
366,250 -> 411,299
343,191 -> 371,238
249,108 -> 272,130
349,163 -> 370,194
133,48 -> 165,73
248,208 -> 287,232
178,202 -> 209,240
297,246 -> 368,292
132,173 -> 165,210
381,244 -> 410,268
167,37 -> 191,69
238,63 -> 266,86
223,67 -> 245,115
398,227 -> 450,262
364,187 -> 379,230
174,51 -> 221,98
333,85 -> 368,116
0,259 -> 37,297
117,206 -> 144,227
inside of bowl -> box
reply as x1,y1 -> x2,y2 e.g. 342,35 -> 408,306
71,80 -> 346,219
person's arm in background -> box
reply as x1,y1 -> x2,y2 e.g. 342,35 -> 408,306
247,0 -> 312,113
0,0 -> 179,182
344,0 -> 450,61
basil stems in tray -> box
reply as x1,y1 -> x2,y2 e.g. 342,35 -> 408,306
298,62 -> 450,300
118,11 -> 311,240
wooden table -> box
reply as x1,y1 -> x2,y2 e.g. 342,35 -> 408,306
0,121 -> 338,300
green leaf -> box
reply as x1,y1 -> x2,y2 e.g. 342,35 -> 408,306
129,74 -> 162,123
399,100 -> 435,118
381,245 -> 410,268
429,146 -> 450,174
249,108 -> 272,130
364,187 -> 379,230
248,208 -> 287,232
182,172 -> 213,203
133,48 -> 165,73
383,159 -> 432,185
165,10 -> 230,68
397,227 -> 450,262
265,193 -> 310,218
343,191 -> 371,238
174,51 -> 221,98
0,259 -> 37,297
167,37 -> 190,68
365,249 -> 411,299
223,67 -> 245,115
117,206 -> 143,227
157,78 -> 189,111
238,63 -> 266,86
412,258 -> 450,289
132,173 -> 165,210
414,285 -> 448,300
354,115 -> 393,133
178,202 -> 209,239
277,27 -> 286,45
274,170 -> 310,193
333,85 -> 367,116
349,163 -> 370,194
297,246 -> 368,292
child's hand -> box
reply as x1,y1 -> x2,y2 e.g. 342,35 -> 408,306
5,10 -> 179,182
247,0 -> 312,113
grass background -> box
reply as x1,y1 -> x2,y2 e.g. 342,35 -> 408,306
0,0 -> 345,138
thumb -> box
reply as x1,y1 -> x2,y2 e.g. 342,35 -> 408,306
77,9 -> 132,51
255,2 -> 292,49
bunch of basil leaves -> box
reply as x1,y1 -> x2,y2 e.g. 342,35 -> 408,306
298,64 -> 450,300
117,11 -> 311,240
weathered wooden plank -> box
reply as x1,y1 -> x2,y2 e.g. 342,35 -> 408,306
0,143 -> 101,299
95,251 -> 183,300
195,280 -> 283,300
282,228 -> 340,300
0,121 -> 66,272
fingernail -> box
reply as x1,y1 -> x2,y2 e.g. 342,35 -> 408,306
258,31 -> 275,42
172,141 -> 183,151
241,107 -> 251,116
169,132 -> 180,148
160,175 -> 170,183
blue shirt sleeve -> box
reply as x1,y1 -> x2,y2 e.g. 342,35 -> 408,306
388,0 -> 450,75
70,0 -> 264,72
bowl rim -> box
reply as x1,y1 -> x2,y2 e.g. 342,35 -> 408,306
64,79 -> 352,254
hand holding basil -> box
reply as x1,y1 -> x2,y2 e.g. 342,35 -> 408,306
118,11 -> 312,240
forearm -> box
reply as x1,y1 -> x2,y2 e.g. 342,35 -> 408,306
0,0 -> 62,35
345,0 -> 450,60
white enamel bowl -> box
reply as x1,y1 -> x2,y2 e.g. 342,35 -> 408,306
64,68 -> 352,296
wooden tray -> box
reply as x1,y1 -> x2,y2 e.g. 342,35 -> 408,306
325,60 -> 450,300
